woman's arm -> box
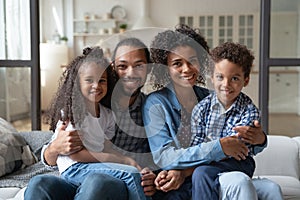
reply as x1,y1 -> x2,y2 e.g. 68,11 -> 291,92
142,94 -> 227,170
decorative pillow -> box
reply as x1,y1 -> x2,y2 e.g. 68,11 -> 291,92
14,130 -> 53,160
0,118 -> 37,177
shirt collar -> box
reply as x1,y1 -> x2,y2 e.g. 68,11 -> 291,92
211,92 -> 243,114
113,92 -> 146,111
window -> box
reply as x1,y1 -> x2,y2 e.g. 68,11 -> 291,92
0,0 -> 40,130
178,13 -> 257,50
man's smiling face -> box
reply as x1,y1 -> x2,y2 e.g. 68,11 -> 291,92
114,46 -> 149,97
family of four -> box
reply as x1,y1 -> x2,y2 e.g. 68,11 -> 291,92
24,24 -> 283,200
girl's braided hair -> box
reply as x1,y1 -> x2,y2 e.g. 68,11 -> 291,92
150,24 -> 210,90
44,46 -> 115,131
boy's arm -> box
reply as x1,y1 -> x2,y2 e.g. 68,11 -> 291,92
233,120 -> 267,152
232,104 -> 267,154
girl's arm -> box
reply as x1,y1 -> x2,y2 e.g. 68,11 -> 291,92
69,140 -> 141,170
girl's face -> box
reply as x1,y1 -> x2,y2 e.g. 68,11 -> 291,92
167,45 -> 199,89
79,62 -> 108,105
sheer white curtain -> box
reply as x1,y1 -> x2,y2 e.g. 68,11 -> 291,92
0,0 -> 31,121
6,0 -> 30,60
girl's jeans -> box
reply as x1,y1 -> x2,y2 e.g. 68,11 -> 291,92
61,162 -> 149,200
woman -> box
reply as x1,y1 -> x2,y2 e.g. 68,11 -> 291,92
143,24 -> 282,200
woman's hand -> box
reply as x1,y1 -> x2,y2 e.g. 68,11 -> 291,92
220,136 -> 249,161
155,170 -> 185,192
233,120 -> 266,145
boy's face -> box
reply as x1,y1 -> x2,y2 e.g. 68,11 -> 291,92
114,46 -> 149,97
212,59 -> 249,110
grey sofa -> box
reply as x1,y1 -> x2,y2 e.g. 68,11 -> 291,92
0,118 -> 58,200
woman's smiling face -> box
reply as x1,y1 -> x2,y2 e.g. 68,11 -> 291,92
167,45 -> 200,89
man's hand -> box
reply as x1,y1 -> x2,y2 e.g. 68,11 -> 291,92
141,168 -> 156,196
54,123 -> 83,155
233,120 -> 266,145
44,122 -> 83,166
220,136 -> 249,160
155,170 -> 185,192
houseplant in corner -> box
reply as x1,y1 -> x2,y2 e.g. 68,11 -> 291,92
60,36 -> 68,44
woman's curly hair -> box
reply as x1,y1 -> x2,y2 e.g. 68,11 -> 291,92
210,42 -> 254,77
44,46 -> 116,131
150,24 -> 210,90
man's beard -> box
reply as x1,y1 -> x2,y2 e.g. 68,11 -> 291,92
120,85 -> 143,98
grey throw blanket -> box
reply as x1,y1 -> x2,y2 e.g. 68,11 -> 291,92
0,161 -> 59,188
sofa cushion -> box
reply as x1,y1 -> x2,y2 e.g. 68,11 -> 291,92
14,131 -> 53,160
254,135 -> 300,179
0,118 -> 17,134
0,118 -> 37,178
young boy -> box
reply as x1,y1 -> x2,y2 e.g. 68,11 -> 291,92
190,41 -> 265,199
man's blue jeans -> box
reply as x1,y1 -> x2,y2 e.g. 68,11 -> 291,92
61,162 -> 148,200
24,173 -> 128,200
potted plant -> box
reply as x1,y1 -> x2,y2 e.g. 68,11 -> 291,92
119,24 -> 127,33
60,36 -> 68,44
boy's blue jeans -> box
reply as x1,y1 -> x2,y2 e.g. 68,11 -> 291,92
192,156 -> 255,200
61,162 -> 148,200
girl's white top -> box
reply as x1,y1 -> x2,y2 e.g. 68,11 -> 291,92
54,104 -> 115,173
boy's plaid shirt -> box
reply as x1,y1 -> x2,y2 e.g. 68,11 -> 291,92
191,92 -> 260,155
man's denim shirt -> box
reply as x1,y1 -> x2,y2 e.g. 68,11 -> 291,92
142,84 -> 227,170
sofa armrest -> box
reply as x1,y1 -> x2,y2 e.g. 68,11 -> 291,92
254,135 -> 300,179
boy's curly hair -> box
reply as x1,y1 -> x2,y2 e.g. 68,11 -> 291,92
150,24 -> 210,90
44,46 -> 116,131
210,42 -> 254,78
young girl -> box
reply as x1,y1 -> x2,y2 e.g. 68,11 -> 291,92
44,46 -> 148,200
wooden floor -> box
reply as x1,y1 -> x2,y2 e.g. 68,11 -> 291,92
10,113 -> 300,137
269,113 -> 300,137
12,116 -> 50,132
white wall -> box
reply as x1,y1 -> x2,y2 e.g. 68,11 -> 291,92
40,0 -> 300,114
41,0 -> 260,47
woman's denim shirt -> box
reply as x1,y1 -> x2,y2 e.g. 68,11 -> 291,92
142,84 -> 226,170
